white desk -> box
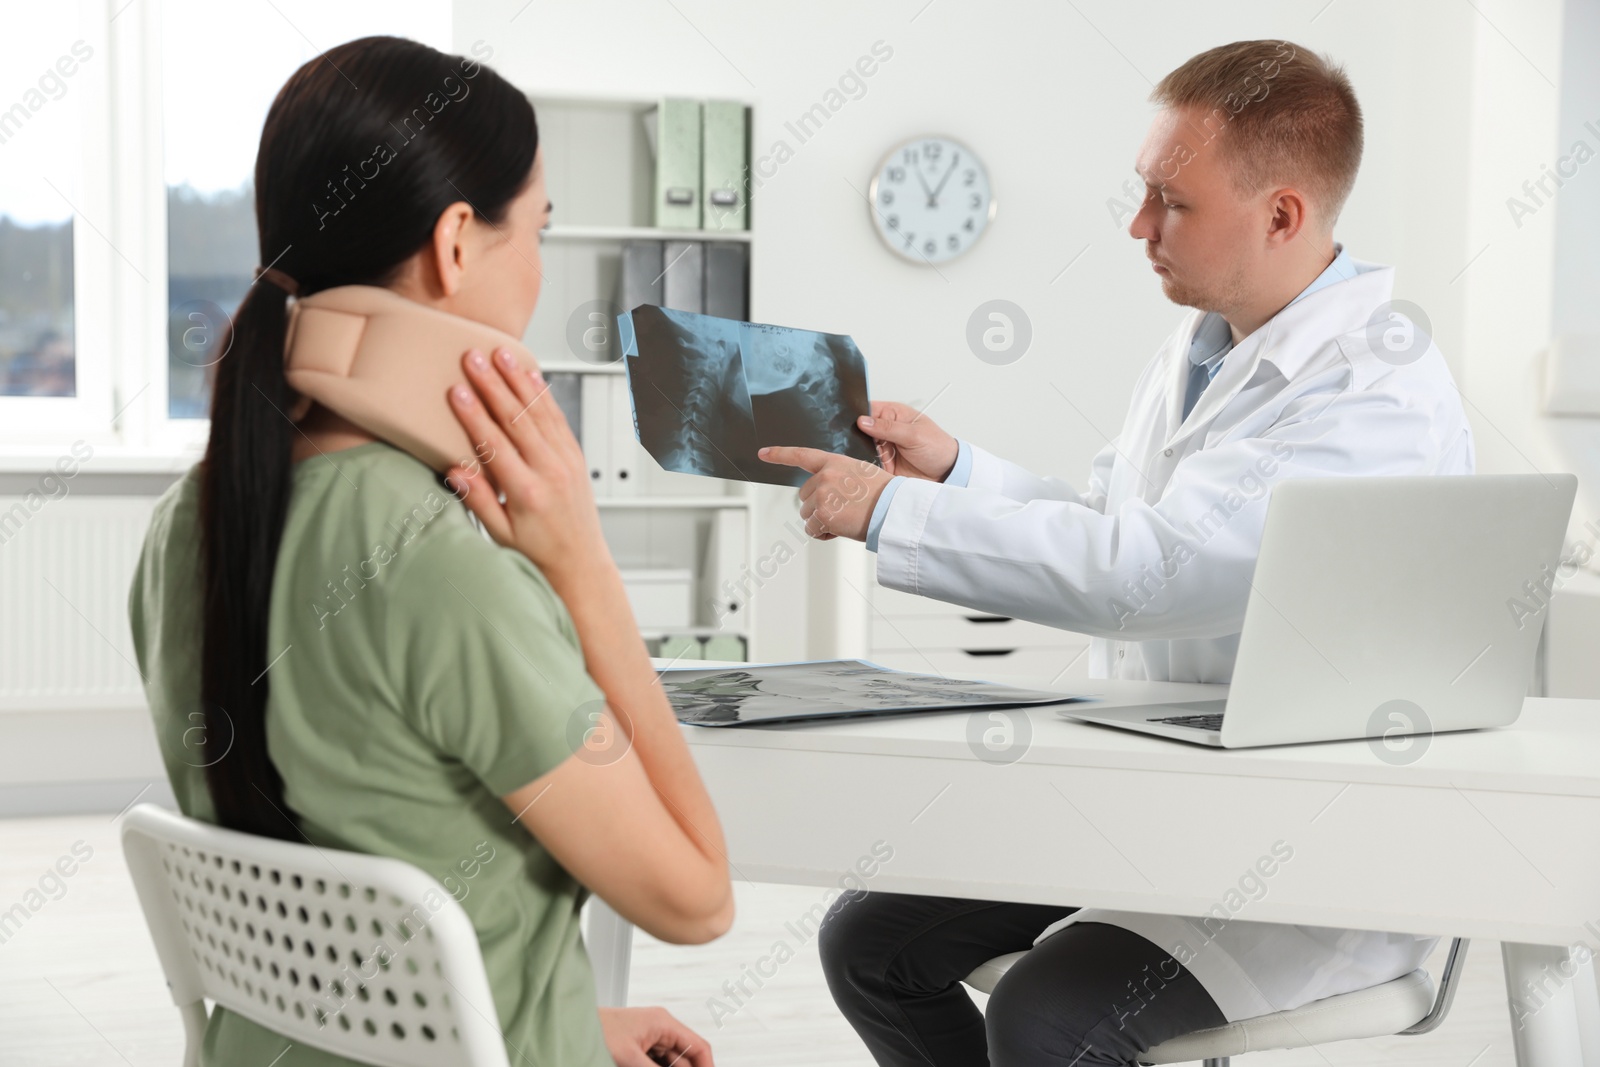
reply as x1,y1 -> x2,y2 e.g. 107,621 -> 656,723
587,663 -> 1600,1065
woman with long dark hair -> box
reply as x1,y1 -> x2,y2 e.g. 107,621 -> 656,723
129,36 -> 731,1066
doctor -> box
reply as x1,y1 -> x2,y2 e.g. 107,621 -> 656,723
759,40 -> 1474,1067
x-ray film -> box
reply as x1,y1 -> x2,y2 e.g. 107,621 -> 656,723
659,658 -> 1091,726
618,305 -> 881,487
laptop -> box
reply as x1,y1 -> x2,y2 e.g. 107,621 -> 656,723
1064,473 -> 1578,748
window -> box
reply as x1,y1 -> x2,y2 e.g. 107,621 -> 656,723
0,6 -> 84,402
0,1 -> 452,450
162,0 -> 450,419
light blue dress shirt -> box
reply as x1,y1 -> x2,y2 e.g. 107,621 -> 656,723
865,246 -> 1356,552
1182,244 -> 1356,420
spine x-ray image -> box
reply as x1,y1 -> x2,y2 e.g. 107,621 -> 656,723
617,305 -> 881,487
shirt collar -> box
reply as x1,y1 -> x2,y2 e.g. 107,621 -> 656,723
1287,244 -> 1357,308
1187,243 -> 1355,370
1187,312 -> 1233,369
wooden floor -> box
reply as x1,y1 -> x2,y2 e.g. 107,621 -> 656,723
0,813 -> 1520,1066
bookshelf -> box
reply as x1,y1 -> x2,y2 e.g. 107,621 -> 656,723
543,225 -> 753,244
524,92 -> 757,662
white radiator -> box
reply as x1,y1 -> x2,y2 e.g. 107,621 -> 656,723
0,496 -> 157,712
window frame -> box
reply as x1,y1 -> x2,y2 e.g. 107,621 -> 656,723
123,0 -> 211,455
0,0 -> 120,448
0,0 -> 453,461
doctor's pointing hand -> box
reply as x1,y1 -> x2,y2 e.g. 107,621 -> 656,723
759,400 -> 959,541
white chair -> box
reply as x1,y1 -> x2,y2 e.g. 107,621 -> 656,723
121,804 -> 510,1067
965,937 -> 1468,1067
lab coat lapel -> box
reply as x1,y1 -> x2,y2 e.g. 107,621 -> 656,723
1159,310 -> 1207,457
1162,321 -> 1270,452
1157,264 -> 1395,454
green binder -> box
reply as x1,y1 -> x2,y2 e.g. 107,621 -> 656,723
659,635 -> 705,662
701,100 -> 749,231
653,98 -> 702,229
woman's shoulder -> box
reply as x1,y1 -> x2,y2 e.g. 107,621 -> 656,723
131,463 -> 205,623
322,446 -> 570,623
146,462 -> 204,549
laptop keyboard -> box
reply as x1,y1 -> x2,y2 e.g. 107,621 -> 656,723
1148,713 -> 1225,731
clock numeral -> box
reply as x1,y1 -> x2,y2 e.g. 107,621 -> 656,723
963,217 -> 974,232
879,189 -> 894,207
887,166 -> 905,183
886,213 -> 900,231
964,169 -> 976,186
903,231 -> 916,248
924,142 -> 942,162
948,234 -> 960,251
923,238 -> 936,256
969,193 -> 982,210
903,149 -> 917,165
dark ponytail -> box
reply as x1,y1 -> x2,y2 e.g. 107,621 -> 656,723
198,36 -> 538,839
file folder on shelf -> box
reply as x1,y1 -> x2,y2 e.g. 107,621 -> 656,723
619,241 -> 665,316
703,242 -> 748,321
544,372 -> 584,445
662,240 -> 705,314
649,98 -> 702,229
701,100 -> 749,231
580,372 -> 612,494
606,375 -> 639,497
701,507 -> 748,628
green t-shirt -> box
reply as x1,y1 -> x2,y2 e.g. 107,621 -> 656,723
128,442 -> 612,1067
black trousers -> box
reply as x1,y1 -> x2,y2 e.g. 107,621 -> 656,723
818,891 -> 1227,1067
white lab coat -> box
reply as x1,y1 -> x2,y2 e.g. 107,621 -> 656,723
873,257 -> 1474,1021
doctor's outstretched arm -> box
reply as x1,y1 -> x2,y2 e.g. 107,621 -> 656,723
868,389 -> 1451,641
857,401 -> 1112,509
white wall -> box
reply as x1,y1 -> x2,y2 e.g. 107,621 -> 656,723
1554,0 -> 1600,339
1459,0 -> 1572,482
455,0 -> 1564,659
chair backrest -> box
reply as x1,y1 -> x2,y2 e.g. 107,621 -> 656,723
121,804 -> 510,1067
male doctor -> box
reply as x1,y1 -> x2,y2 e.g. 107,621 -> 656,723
758,40 -> 1474,1067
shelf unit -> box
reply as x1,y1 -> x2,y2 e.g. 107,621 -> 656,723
544,224 -> 752,244
524,92 -> 758,660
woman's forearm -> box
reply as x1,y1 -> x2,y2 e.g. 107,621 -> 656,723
549,559 -> 730,873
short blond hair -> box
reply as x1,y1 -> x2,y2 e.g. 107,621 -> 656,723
1153,40 -> 1363,225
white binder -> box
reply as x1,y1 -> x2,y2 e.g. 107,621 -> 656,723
701,507 -> 748,630
580,373 -> 612,496
606,375 -> 640,497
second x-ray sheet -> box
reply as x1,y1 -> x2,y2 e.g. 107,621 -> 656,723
618,305 -> 881,487
661,658 -> 1091,726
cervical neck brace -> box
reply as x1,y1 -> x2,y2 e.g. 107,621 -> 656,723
282,284 -> 537,473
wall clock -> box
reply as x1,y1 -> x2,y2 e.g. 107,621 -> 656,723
867,135 -> 996,264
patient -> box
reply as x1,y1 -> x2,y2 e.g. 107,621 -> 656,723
128,36 -> 730,1067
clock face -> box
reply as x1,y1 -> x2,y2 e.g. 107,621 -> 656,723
868,136 -> 995,264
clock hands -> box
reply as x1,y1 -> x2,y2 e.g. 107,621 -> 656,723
873,139 -> 987,262
929,152 -> 961,203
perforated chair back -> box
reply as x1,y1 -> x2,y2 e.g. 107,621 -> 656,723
121,804 -> 510,1067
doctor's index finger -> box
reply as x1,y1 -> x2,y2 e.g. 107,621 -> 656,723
757,445 -> 833,472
